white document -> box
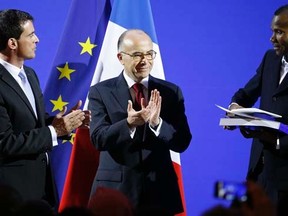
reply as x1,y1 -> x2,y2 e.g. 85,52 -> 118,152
217,104 -> 288,134
219,117 -> 288,134
215,104 -> 282,119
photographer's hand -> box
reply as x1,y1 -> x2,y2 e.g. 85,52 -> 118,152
241,181 -> 276,216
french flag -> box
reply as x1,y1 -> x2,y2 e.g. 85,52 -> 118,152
46,0 -> 187,215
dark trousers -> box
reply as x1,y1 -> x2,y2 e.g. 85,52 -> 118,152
256,171 -> 288,216
277,191 -> 288,216
247,155 -> 288,216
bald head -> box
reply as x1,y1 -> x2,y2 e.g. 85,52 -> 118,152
117,29 -> 155,82
117,29 -> 152,52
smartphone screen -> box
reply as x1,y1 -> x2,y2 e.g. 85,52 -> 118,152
214,180 -> 247,202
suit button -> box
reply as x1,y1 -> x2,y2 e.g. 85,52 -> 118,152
272,97 -> 277,101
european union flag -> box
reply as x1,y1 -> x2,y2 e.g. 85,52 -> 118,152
43,0 -> 111,208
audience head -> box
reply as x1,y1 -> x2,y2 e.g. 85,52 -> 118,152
0,184 -> 23,216
201,205 -> 242,216
58,206 -> 94,216
88,186 -> 134,216
14,199 -> 55,216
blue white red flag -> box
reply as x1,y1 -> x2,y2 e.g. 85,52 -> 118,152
89,1 -> 187,215
44,0 -> 187,215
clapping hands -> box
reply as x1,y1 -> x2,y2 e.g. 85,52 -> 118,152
52,100 -> 91,137
127,89 -> 161,128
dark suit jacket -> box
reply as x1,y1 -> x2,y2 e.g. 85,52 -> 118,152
0,64 -> 54,202
88,73 -> 192,214
232,49 -> 288,191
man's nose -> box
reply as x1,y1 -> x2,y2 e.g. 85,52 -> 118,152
270,33 -> 275,42
35,34 -> 40,43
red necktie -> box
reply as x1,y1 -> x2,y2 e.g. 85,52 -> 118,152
132,83 -> 144,111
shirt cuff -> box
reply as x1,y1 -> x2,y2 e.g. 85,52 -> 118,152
48,126 -> 58,147
276,137 -> 280,150
129,127 -> 136,138
149,118 -> 162,136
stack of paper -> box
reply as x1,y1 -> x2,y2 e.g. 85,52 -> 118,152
216,104 -> 288,134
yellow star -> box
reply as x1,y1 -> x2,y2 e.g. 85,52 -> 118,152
78,37 -> 97,55
62,133 -> 76,144
57,62 -> 76,81
50,95 -> 69,112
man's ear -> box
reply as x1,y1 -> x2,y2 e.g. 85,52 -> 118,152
117,53 -> 124,65
7,38 -> 17,50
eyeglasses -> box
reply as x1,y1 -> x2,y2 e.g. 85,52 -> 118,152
120,50 -> 157,61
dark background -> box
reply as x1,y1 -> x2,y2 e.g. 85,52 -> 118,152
2,0 -> 287,215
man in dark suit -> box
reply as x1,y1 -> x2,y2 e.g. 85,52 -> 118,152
228,4 -> 288,216
88,29 -> 192,215
0,9 -> 89,206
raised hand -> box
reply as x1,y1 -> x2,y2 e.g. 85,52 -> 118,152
79,110 -> 91,129
70,100 -> 91,129
146,89 -> 161,127
51,100 -> 86,136
241,181 -> 276,216
126,100 -> 146,128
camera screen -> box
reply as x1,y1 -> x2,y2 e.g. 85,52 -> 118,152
215,181 -> 247,202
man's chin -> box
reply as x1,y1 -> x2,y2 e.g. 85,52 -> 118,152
26,55 -> 36,60
136,70 -> 149,77
275,50 -> 284,56
274,47 -> 288,56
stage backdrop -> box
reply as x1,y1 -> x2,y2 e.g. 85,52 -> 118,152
1,0 -> 287,215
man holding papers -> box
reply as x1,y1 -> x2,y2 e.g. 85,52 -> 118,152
227,4 -> 288,216
217,105 -> 288,134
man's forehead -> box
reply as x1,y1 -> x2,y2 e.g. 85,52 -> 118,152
273,14 -> 288,28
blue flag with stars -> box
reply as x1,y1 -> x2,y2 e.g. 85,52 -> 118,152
43,0 -> 111,204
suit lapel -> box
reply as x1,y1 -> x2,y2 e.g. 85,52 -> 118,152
273,55 -> 288,96
278,75 -> 288,93
0,65 -> 37,119
148,75 -> 160,98
111,72 -> 132,111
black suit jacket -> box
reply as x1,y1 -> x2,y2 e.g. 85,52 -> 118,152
232,49 -> 288,191
0,64 -> 54,202
88,73 -> 192,214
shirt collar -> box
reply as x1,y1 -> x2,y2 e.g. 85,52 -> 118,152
123,71 -> 149,89
0,58 -> 24,78
282,56 -> 288,66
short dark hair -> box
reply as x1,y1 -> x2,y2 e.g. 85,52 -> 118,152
274,4 -> 288,16
0,9 -> 34,51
